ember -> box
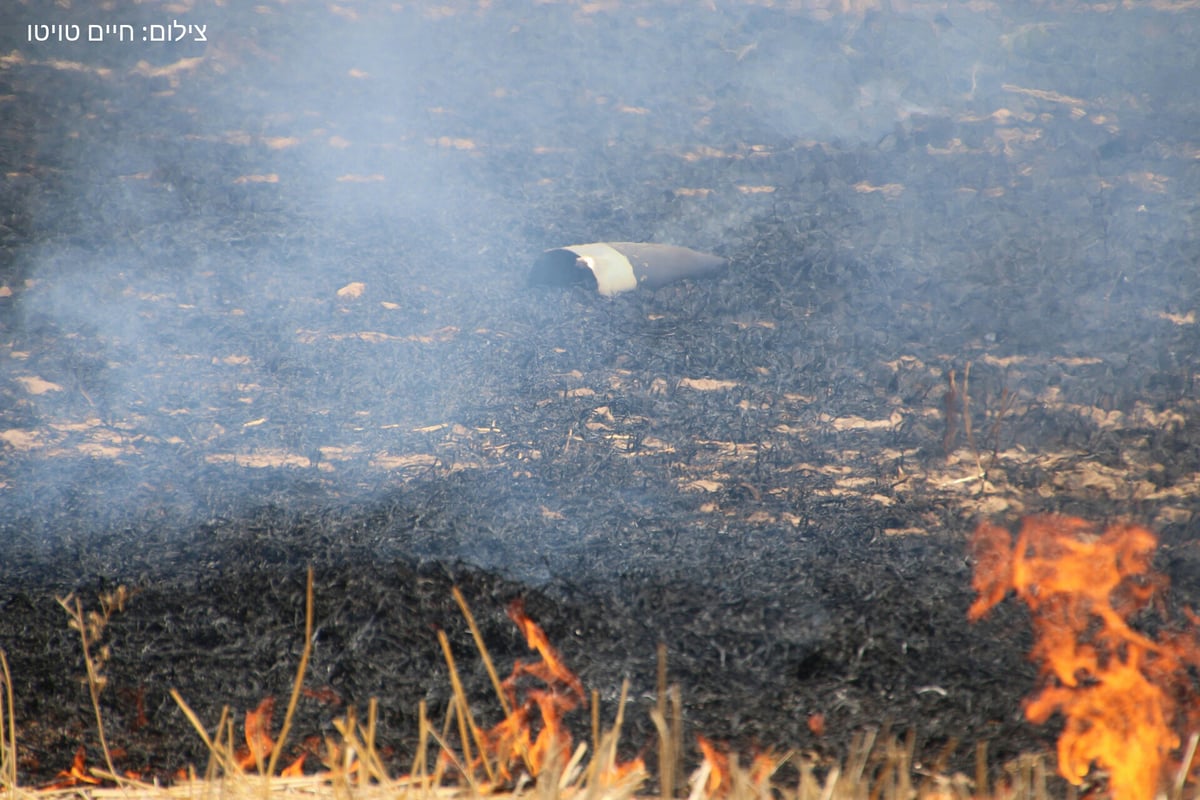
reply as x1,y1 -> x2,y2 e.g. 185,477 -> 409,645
969,515 -> 1200,799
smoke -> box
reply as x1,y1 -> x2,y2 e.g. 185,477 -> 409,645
2,1 -> 1199,581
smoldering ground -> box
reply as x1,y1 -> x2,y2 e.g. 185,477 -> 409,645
1,0 -> 1200,786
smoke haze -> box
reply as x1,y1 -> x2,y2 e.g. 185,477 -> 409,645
2,0 -> 1198,583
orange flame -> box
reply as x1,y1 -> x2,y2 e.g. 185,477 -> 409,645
749,751 -> 778,788
465,598 -> 643,787
598,754 -> 646,787
696,736 -> 776,798
281,752 -> 307,777
237,696 -> 277,771
968,515 -> 1200,799
475,599 -> 587,782
505,598 -> 586,704
524,688 -> 575,773
229,696 -> 306,775
43,746 -> 102,790
697,736 -> 731,797
484,703 -> 534,779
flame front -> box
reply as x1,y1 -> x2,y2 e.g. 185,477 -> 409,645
969,515 -> 1200,799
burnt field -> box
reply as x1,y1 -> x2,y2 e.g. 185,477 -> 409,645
1,0 -> 1199,789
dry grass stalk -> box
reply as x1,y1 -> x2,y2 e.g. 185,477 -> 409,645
942,369 -> 959,456
975,740 -> 988,799
410,699 -> 430,790
452,587 -> 512,719
267,568 -> 315,780
942,361 -> 1018,478
55,586 -> 134,779
986,386 -> 1015,465
914,736 -> 956,798
655,643 -> 676,800
584,679 -> 632,792
1000,753 -> 1049,800
436,628 -> 492,786
1,650 -> 19,796
1171,734 -> 1200,800
669,688 -> 682,797
590,690 -> 600,767
961,363 -> 975,456
650,697 -> 683,800
331,700 -> 390,785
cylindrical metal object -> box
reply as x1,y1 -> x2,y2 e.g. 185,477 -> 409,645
530,242 -> 726,297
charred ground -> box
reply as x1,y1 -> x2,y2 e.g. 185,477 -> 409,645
1,0 -> 1199,789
